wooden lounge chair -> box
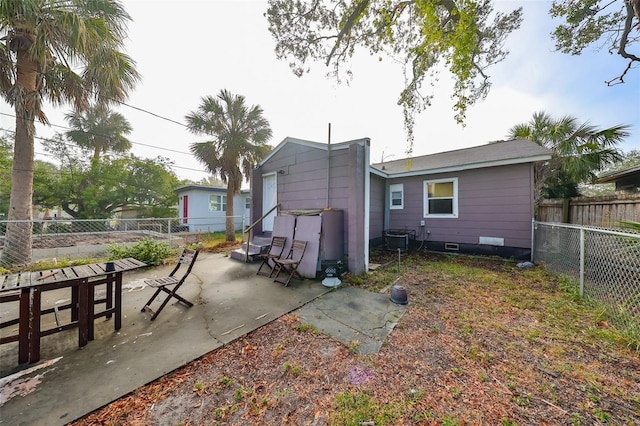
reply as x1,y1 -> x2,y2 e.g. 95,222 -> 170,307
141,248 -> 199,320
256,236 -> 287,277
272,240 -> 307,286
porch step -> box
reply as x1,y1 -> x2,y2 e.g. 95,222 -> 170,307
252,235 -> 272,246
230,240 -> 271,262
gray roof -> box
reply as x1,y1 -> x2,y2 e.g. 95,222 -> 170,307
370,139 -> 551,177
596,164 -> 640,183
259,136 -> 370,167
174,184 -> 250,194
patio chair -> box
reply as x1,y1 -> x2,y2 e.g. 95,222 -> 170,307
256,236 -> 287,277
272,240 -> 307,287
141,248 -> 200,321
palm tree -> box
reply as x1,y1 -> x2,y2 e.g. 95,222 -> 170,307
0,0 -> 139,266
65,104 -> 133,162
186,90 -> 272,242
508,111 -> 629,200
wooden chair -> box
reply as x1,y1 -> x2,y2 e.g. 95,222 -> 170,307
256,236 -> 287,277
273,240 -> 307,286
141,248 -> 200,320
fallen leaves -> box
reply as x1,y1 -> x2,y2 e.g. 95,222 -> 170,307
71,253 -> 640,425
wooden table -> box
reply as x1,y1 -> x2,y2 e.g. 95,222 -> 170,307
0,258 -> 146,364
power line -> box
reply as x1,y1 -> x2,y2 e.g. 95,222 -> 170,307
114,100 -> 190,129
0,112 -> 194,156
0,127 -> 209,175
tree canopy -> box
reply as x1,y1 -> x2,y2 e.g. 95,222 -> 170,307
35,136 -> 180,219
65,104 -> 133,161
266,0 -> 638,153
550,0 -> 640,86
0,0 -> 139,266
508,111 -> 629,199
266,0 -> 523,152
186,89 -> 272,241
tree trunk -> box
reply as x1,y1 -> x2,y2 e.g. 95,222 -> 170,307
0,49 -> 38,267
225,184 -> 235,242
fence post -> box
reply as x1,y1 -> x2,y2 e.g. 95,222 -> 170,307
562,198 -> 571,223
167,219 -> 172,248
531,218 -> 535,263
579,227 -> 585,297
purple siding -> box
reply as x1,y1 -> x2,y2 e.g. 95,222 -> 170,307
369,174 -> 385,241
267,144 -> 351,211
347,144 -> 367,274
253,139 -> 369,275
388,163 -> 535,249
250,170 -> 264,233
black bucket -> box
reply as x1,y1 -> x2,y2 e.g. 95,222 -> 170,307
390,285 -> 408,305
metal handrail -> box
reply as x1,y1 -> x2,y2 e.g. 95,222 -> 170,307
243,203 -> 280,262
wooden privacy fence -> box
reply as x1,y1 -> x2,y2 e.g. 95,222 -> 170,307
538,194 -> 640,227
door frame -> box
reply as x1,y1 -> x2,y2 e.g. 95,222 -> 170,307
262,172 -> 277,232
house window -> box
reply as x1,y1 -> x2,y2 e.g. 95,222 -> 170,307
209,194 -> 227,212
389,184 -> 404,209
424,178 -> 458,217
245,197 -> 251,209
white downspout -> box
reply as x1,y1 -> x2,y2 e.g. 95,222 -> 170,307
364,138 -> 371,271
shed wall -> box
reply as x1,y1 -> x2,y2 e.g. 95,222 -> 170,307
369,174 -> 385,242
254,140 -> 368,274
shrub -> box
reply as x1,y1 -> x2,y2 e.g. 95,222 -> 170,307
107,238 -> 174,266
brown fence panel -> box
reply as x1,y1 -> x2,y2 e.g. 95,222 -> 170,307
538,194 -> 640,227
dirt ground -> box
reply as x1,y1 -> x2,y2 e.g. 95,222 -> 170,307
71,251 -> 640,425
28,232 -> 163,249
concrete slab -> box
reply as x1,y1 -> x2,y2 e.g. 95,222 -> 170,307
0,253 -> 328,426
295,286 -> 407,354
0,253 -> 403,426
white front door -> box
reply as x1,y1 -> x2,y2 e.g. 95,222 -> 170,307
262,173 -> 277,232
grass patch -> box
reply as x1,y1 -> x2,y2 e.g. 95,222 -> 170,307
331,390 -> 403,425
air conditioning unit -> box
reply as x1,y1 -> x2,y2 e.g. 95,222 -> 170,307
385,233 -> 409,252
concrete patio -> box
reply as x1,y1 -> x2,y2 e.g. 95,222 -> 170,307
0,252 -> 406,426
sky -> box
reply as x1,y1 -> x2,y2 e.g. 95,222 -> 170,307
1,0 -> 639,182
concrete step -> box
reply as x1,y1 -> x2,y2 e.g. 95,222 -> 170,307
251,235 -> 272,246
243,240 -> 270,253
230,249 -> 262,262
230,243 -> 268,262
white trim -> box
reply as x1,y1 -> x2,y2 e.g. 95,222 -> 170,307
262,172 -> 278,232
364,140 -> 370,272
370,167 -> 387,178
208,194 -> 227,212
372,154 -> 551,178
389,183 -> 404,210
423,177 -> 458,218
259,136 -> 369,167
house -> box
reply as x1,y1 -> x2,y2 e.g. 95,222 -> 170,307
175,185 -> 250,233
596,164 -> 640,193
371,139 -> 552,259
249,137 -> 551,276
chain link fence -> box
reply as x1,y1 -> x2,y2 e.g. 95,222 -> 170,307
533,221 -> 640,334
0,216 -> 246,269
